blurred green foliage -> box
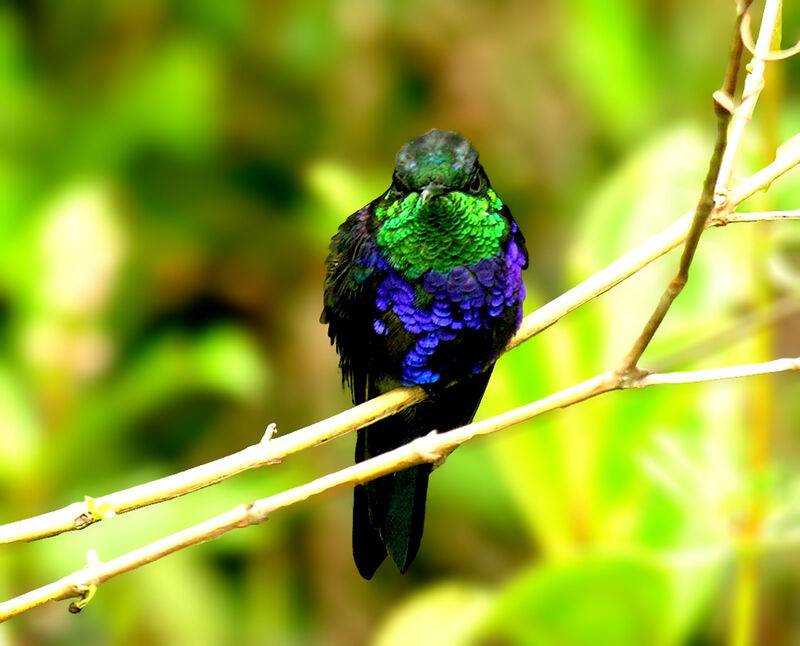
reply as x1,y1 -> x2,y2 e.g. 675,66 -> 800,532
1,1 -> 800,644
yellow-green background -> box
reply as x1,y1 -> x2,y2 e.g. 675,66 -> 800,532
1,1 -> 800,644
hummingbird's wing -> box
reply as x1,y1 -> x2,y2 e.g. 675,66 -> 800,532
321,202 -> 383,406
322,201 -> 398,576
508,208 -> 529,270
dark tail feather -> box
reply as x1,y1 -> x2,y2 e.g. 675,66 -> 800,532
353,428 -> 387,579
352,460 -> 431,578
383,463 -> 431,572
352,369 -> 493,578
353,482 -> 387,578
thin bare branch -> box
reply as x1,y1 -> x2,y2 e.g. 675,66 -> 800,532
739,2 -> 800,63
717,0 -> 784,200
0,386 -> 425,544
3,353 -> 800,622
714,133 -> 800,217
723,209 -> 800,223
635,357 -> 800,387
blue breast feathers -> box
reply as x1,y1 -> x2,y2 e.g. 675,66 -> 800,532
372,238 -> 526,385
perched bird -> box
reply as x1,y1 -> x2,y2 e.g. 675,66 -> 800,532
322,129 -> 528,578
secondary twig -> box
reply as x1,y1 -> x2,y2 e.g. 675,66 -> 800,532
635,357 -> 800,387
716,0 -> 785,201
739,2 -> 800,61
2,355 -> 798,622
716,132 -> 800,214
723,209 -> 800,223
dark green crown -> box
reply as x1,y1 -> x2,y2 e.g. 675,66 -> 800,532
394,129 -> 478,191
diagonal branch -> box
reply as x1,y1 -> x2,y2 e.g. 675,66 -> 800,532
2,355 -> 798,622
0,386 -> 426,543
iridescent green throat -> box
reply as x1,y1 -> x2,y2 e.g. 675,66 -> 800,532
375,189 -> 506,278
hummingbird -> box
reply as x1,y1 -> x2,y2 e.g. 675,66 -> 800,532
322,129 -> 528,578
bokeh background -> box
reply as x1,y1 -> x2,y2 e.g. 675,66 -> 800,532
1,0 -> 800,644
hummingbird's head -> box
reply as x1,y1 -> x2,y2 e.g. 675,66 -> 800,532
392,129 -> 487,203
375,129 -> 509,279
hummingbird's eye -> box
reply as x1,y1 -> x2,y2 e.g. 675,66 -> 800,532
392,172 -> 410,192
